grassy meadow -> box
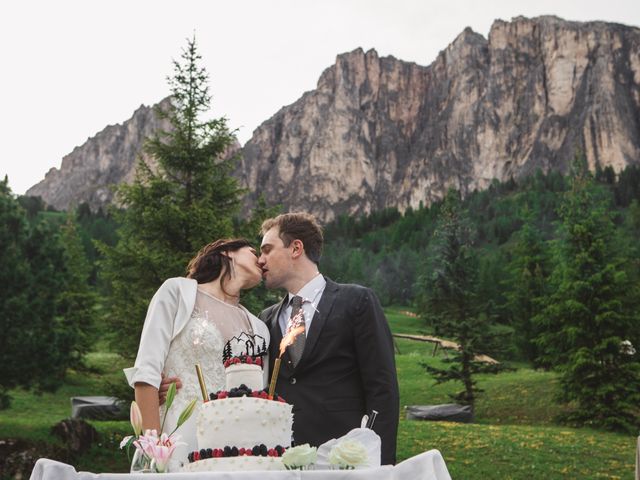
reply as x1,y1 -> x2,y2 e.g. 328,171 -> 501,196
387,308 -> 636,479
0,308 -> 636,478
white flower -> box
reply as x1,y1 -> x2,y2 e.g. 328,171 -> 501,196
620,340 -> 636,355
119,435 -> 134,449
328,439 -> 368,469
282,444 -> 317,470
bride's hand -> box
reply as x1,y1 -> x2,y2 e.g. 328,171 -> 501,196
158,373 -> 183,405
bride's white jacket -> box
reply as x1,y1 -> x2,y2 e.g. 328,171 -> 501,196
123,277 -> 268,389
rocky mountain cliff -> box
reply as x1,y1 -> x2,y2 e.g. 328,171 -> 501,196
239,16 -> 640,221
26,99 -> 173,211
28,16 -> 640,221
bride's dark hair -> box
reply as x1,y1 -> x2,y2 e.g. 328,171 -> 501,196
186,239 -> 254,291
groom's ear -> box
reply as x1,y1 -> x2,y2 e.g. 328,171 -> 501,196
290,239 -> 304,259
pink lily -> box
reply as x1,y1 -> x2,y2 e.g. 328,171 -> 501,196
148,443 -> 177,473
134,430 -> 159,458
119,395 -> 196,472
132,430 -> 185,473
150,433 -> 185,473
130,401 -> 143,436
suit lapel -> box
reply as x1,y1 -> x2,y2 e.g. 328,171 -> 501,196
297,277 -> 338,367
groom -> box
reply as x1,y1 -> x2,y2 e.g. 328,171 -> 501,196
257,212 -> 399,465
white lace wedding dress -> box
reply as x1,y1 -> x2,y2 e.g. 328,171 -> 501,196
160,290 -> 268,471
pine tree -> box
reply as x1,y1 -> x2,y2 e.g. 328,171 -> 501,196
222,342 -> 232,363
0,178 -> 31,407
533,165 -> 640,432
416,190 -> 502,410
23,216 -> 72,390
98,36 -> 254,358
0,179 -> 94,407
504,206 -> 550,363
54,218 -> 98,368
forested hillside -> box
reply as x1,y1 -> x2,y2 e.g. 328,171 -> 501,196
322,165 -> 640,363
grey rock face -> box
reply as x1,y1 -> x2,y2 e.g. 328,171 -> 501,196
239,16 -> 640,221
26,99 -> 173,211
27,17 -> 640,220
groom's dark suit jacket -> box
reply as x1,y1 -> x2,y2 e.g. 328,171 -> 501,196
259,277 -> 399,465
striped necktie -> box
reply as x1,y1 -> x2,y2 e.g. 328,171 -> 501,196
287,295 -> 306,366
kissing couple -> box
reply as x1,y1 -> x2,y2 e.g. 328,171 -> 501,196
125,212 -> 399,470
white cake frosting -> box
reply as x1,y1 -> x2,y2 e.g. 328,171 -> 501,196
225,363 -> 263,391
196,396 -> 292,449
182,454 -> 286,472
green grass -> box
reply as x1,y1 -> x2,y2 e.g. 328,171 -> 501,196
1,309 -> 638,478
0,353 -> 127,440
389,307 -> 637,478
397,421 -> 635,479
398,354 -> 565,426
0,352 -> 132,473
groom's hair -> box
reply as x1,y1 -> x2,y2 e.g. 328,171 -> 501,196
261,212 -> 323,265
187,238 -> 253,292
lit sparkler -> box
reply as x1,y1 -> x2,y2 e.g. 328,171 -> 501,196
268,323 -> 305,398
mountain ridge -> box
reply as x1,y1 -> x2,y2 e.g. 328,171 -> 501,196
27,16 -> 640,221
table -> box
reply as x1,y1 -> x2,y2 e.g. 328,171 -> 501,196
29,450 -> 451,480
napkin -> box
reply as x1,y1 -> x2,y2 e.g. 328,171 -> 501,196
315,427 -> 382,469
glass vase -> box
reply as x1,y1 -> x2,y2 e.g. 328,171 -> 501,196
130,448 -> 153,473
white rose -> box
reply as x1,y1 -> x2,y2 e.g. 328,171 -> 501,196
282,444 -> 317,469
328,439 -> 368,469
620,340 -> 636,355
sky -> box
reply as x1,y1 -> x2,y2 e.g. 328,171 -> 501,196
1,0 -> 639,195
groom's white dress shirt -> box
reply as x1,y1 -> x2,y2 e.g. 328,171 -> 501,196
278,273 -> 327,335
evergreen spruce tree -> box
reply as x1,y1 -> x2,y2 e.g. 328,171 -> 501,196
24,216 -> 74,389
0,178 -> 31,407
533,165 -> 640,432
504,206 -> 550,363
416,190 -> 502,410
222,342 -> 232,363
98,37 -> 253,358
54,218 -> 98,368
0,179 -> 94,407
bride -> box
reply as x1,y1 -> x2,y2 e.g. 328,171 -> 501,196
123,238 -> 268,470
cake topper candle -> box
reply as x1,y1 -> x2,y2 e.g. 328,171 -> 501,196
195,364 -> 208,402
268,357 -> 281,398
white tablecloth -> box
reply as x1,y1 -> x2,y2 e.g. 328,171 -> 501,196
29,450 -> 451,480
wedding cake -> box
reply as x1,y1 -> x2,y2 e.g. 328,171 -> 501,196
182,353 -> 293,472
